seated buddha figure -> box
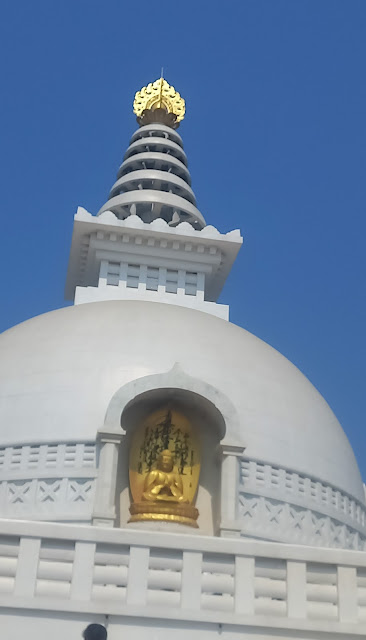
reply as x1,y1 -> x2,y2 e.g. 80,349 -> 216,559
142,449 -> 188,503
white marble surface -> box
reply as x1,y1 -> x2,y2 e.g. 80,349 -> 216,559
0,299 -> 363,505
1,518 -> 366,638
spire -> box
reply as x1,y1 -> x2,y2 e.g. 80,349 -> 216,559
65,79 -> 243,320
97,77 -> 204,229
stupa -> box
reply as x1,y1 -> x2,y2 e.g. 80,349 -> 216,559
0,77 -> 365,640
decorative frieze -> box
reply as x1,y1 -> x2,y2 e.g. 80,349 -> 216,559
0,442 -> 96,477
0,442 -> 97,521
238,458 -> 366,550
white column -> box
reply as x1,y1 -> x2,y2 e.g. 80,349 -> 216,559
70,541 -> 96,600
219,443 -> 245,537
118,262 -> 127,289
287,560 -> 307,618
14,537 -> 41,597
92,430 -> 124,527
158,267 -> 167,293
126,546 -> 149,605
234,556 -> 255,614
337,565 -> 358,622
98,260 -> 108,287
177,269 -> 185,297
196,272 -> 205,301
181,550 -> 202,609
139,264 -> 148,292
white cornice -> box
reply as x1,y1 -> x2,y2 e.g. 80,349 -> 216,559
65,208 -> 243,302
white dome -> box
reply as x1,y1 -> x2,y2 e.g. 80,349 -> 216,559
0,299 -> 363,503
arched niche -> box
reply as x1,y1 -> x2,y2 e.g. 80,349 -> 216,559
119,387 -> 226,534
93,364 -> 245,537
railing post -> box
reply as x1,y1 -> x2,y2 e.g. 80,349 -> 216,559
14,537 -> 41,597
287,560 -> 307,618
181,551 -> 202,609
234,556 -> 255,615
126,546 -> 149,605
337,565 -> 358,622
70,541 -> 96,600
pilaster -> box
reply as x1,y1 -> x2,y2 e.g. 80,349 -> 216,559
92,429 -> 124,527
218,442 -> 246,537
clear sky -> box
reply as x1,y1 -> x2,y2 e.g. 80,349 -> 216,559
1,1 -> 365,479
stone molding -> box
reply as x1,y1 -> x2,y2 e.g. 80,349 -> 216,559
0,442 -> 97,521
238,493 -> 366,550
238,457 -> 366,550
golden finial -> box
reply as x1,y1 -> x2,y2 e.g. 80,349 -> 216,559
133,77 -> 185,129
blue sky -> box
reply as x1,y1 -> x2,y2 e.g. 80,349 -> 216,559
1,1 -> 365,478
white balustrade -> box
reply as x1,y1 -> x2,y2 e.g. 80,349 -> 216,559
0,518 -> 365,634
0,442 -> 97,523
240,457 -> 366,532
239,458 -> 366,550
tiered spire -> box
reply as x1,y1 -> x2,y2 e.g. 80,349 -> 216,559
97,78 -> 205,229
65,78 -> 242,320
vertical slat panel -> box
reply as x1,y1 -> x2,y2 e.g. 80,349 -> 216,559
14,537 -> 41,597
181,551 -> 202,610
126,545 -> 149,605
287,560 -> 307,618
70,541 -> 96,600
234,556 -> 255,614
338,565 -> 358,622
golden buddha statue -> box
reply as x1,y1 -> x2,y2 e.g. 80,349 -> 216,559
142,450 -> 188,503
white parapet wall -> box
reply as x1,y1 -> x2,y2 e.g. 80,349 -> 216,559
237,457 -> 366,549
0,441 -> 365,548
74,283 -> 230,319
0,518 -> 366,639
0,441 -> 97,522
